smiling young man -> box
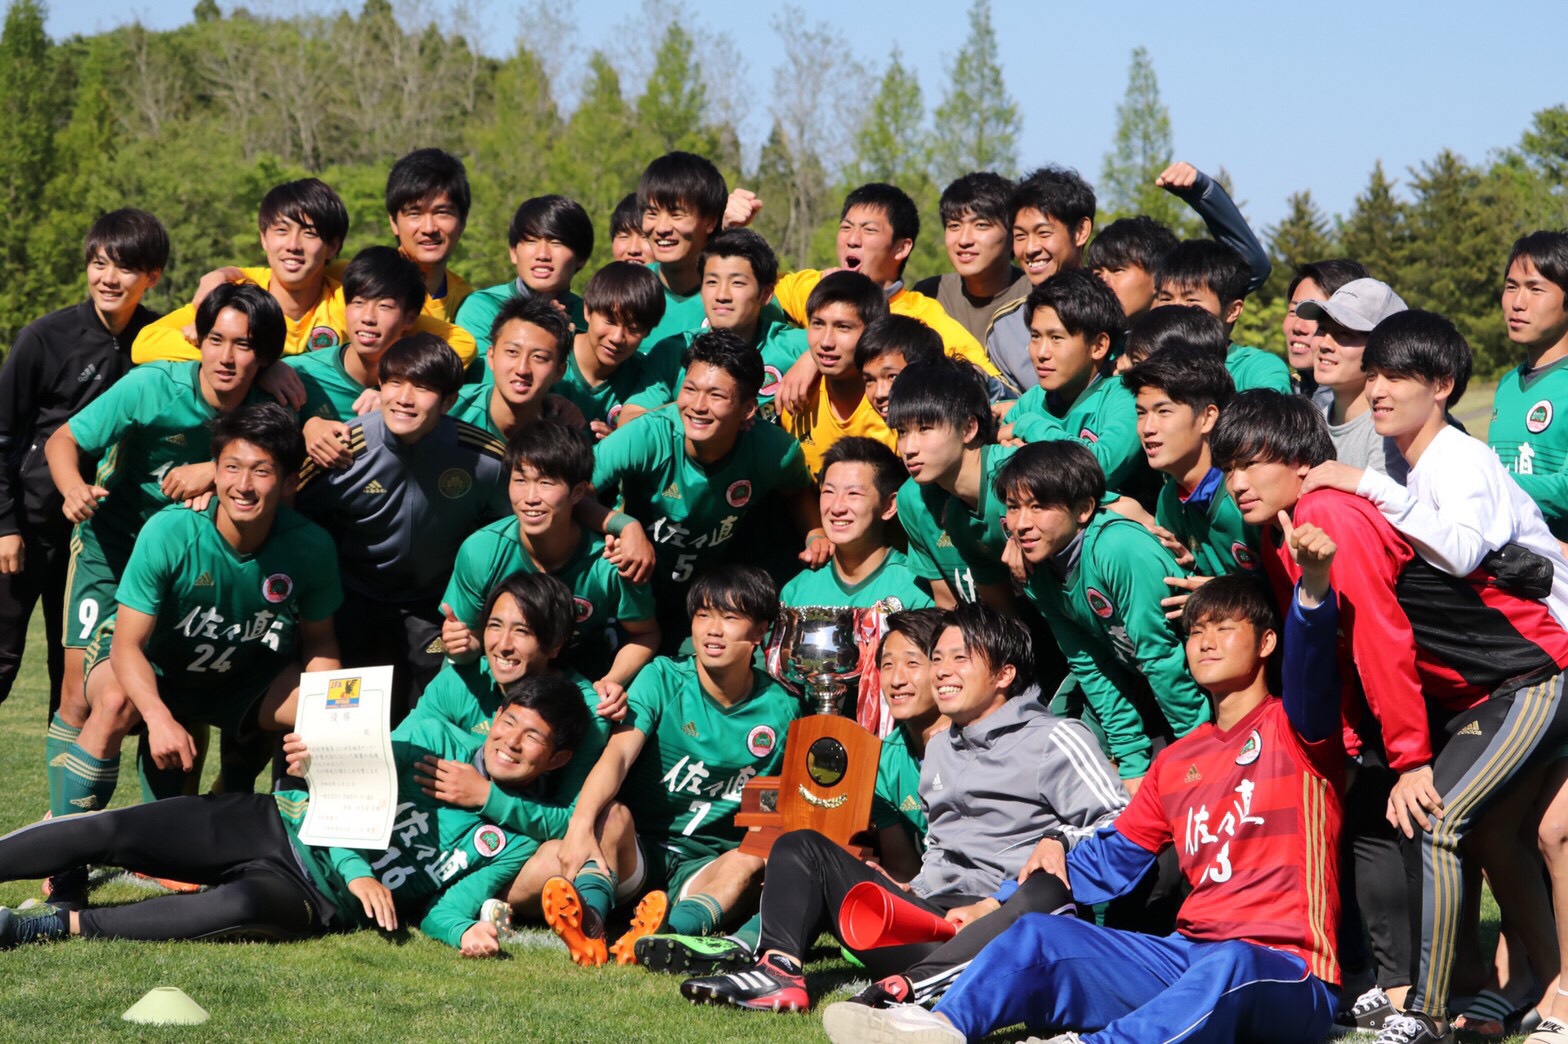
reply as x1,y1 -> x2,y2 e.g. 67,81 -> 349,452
295,334 -> 509,718
636,152 -> 730,346
0,209 -> 167,719
551,262 -> 664,437
589,330 -> 823,644
684,601 -> 1125,1014
1297,277 -> 1410,474
911,172 -> 1029,344
384,148 -> 473,321
456,194 -> 592,358
610,193 -> 652,265
857,314 -> 945,422
1152,240 -> 1293,394
447,297 -> 574,443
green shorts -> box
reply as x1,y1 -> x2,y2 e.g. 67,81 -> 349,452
63,522 -> 128,650
637,837 -> 719,900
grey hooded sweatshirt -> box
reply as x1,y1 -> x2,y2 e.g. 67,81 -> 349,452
911,687 -> 1128,900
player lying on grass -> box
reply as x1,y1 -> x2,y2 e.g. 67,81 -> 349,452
0,674 -> 589,955
680,600 -> 1126,1013
830,541 -> 1345,1043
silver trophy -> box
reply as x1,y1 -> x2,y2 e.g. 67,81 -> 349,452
777,605 -> 863,716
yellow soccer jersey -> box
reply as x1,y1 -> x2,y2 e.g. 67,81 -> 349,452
425,268 -> 473,324
780,380 -> 899,476
774,269 -> 1001,378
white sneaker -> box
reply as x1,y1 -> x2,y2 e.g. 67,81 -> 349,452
1527,1017 -> 1568,1043
821,1001 -> 965,1043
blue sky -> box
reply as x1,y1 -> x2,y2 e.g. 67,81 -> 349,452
44,0 -> 1568,230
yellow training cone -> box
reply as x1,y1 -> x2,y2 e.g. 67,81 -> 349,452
121,986 -> 210,1025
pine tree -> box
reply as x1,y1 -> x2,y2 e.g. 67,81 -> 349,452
930,0 -> 1019,185
854,49 -> 927,186
636,24 -> 715,157
1099,47 -> 1183,228
1337,161 -> 1409,287
0,0 -> 58,344
1259,190 -> 1335,305
551,53 -> 653,258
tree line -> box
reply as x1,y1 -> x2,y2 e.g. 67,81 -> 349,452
1,0 -> 1564,376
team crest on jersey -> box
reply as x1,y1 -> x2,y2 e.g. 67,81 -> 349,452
875,596 -> 906,614
308,326 -> 340,350
1528,400 -> 1554,434
572,596 -> 592,623
1086,588 -> 1114,619
1078,427 -> 1099,444
263,573 -> 294,603
1235,728 -> 1263,766
438,468 -> 473,499
474,825 -> 507,858
608,404 -> 623,426
727,480 -> 752,507
759,365 -> 783,398
1232,543 -> 1259,571
747,724 -> 777,758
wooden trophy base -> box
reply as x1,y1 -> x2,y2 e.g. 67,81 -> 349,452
736,713 -> 881,859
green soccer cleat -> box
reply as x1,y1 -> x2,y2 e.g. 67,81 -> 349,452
633,932 -> 751,975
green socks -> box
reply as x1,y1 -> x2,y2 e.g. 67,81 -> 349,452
44,715 -> 81,817
573,862 -> 618,923
667,893 -> 724,936
55,743 -> 118,816
727,912 -> 761,952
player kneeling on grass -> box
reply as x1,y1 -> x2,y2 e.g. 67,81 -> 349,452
831,540 -> 1346,1043
681,601 -> 1125,1014
0,675 -> 587,954
544,565 -> 800,968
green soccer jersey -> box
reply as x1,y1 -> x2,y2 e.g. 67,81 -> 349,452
1005,375 -> 1147,496
1226,344 -> 1293,394
619,656 -> 799,861
642,264 -> 709,349
625,320 -> 809,423
554,343 -> 655,428
1153,469 -> 1263,578
441,517 -> 656,680
779,548 -> 934,612
1020,511 -> 1211,779
111,501 -> 342,730
455,279 -> 586,381
591,406 -> 813,589
869,725 -> 926,849
67,361 -> 262,552
446,381 -> 504,440
284,346 -> 371,423
1490,357 -> 1568,539
896,444 -> 1017,602
276,713 -> 558,948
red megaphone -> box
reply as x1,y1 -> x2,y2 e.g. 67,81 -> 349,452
838,881 -> 958,950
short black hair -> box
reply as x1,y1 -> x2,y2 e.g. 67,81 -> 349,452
686,563 -> 777,624
378,332 -> 465,398
1009,166 -> 1096,229
1287,258 -> 1370,302
1210,389 -> 1335,470
483,571 -> 577,665
1124,304 -> 1229,366
855,314 -> 944,372
1120,344 -> 1235,412
1154,240 -> 1251,306
1505,231 -> 1568,297
940,601 -> 1035,699
885,357 -> 998,443
504,420 -> 593,487
1024,269 -> 1125,341
490,294 -> 573,367
681,328 -> 765,402
1085,216 -> 1179,274
583,261 -> 666,332
821,436 -> 905,503
210,402 -> 305,474
385,148 -> 471,222
1363,309 -> 1473,408
508,194 -> 594,260
806,270 -> 889,328
196,283 -> 286,366
700,227 -> 779,288
1181,573 -> 1279,639
880,607 -> 947,659
637,151 -> 728,226
843,182 -> 921,258
993,440 -> 1105,513
939,172 -> 1015,226
257,178 -> 349,250
343,245 -> 426,316
82,208 -> 169,274
610,193 -> 643,238
497,671 -> 589,755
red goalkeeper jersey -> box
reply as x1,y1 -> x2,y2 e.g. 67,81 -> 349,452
1113,696 -> 1343,984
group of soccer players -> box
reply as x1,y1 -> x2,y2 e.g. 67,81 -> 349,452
0,140 -> 1566,1044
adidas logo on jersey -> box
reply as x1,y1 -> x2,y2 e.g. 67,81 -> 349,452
661,482 -> 681,500
362,480 -> 388,495
1183,764 -> 1202,784
681,721 -> 699,738
425,637 -> 446,654
936,532 -> 953,548
899,795 -> 920,812
77,363 -> 100,383
163,433 -> 186,445
1456,720 -> 1483,737
193,572 -> 214,587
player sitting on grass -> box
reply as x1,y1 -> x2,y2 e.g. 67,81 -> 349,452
857,314 -> 944,422
554,262 -> 665,437
832,556 -> 1345,1044
295,335 -> 508,717
440,421 -> 659,698
681,601 -> 1125,1014
0,674 -> 589,957
456,193 -> 592,358
547,566 -> 800,968
447,296 -> 582,443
